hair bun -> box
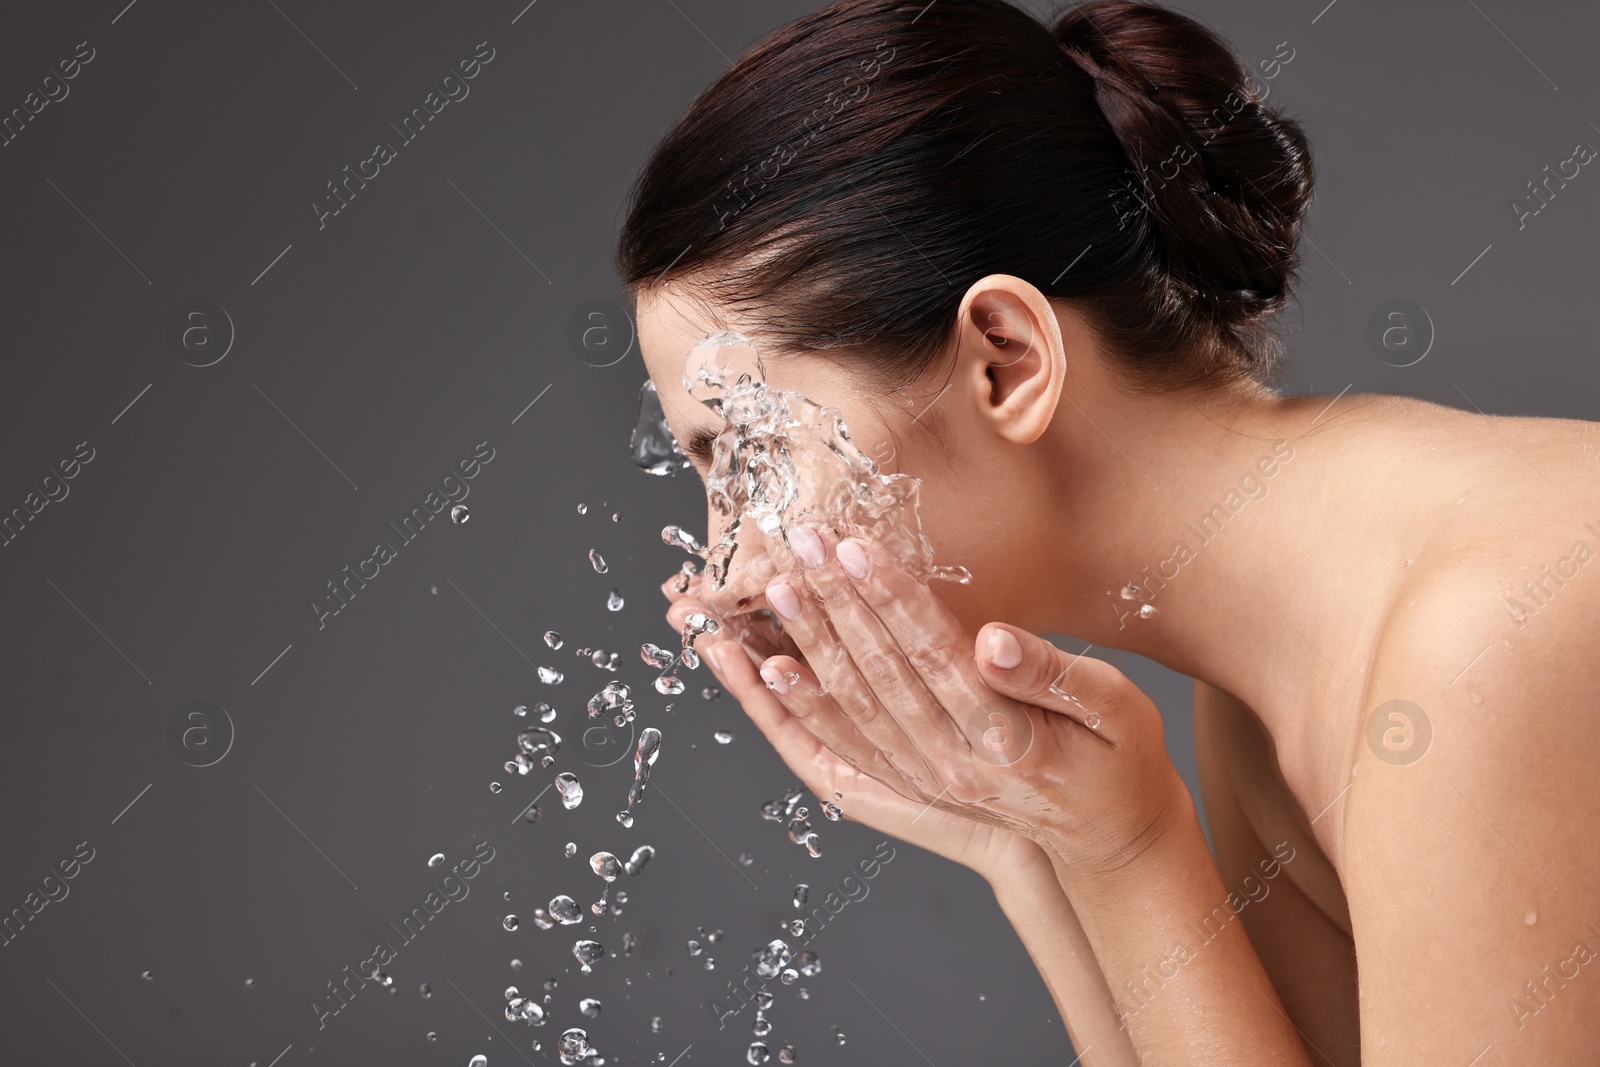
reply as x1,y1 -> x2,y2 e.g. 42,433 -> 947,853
1054,1 -> 1313,325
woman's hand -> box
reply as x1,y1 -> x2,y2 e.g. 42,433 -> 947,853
740,524 -> 1191,880
661,570 -> 1052,882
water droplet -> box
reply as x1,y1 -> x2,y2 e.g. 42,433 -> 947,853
502,914 -> 519,931
714,730 -> 734,744
510,958 -> 522,971
544,631 -> 564,650
538,665 -> 564,685
784,918 -> 805,936
1137,603 -> 1158,618
560,1028 -> 589,1059
616,811 -> 633,827
793,884 -> 809,908
747,1041 -> 771,1063
625,845 -> 655,875
651,1016 -> 663,1034
831,1025 -> 846,1045
589,549 -> 608,574
538,703 -> 557,723
753,939 -> 793,979
428,852 -> 445,868
140,970 -> 153,981
662,525 -> 708,557
564,841 -> 577,858
591,851 -> 623,881
513,704 -> 528,717
821,802 -> 842,820
1084,712 -> 1102,730
244,978 -> 256,989
577,503 -> 588,514
489,781 -> 503,794
640,642 -> 676,669
702,686 -> 722,700
654,674 -> 685,695
470,1055 -> 488,1067
549,895 -> 583,924
418,982 -> 431,998
607,589 -> 625,612
450,504 -> 470,524
579,997 -> 602,1018
426,1031 -> 438,1042
778,1045 -> 796,1064
796,949 -> 820,976
572,939 -> 604,973
1119,584 -> 1140,600
555,772 -> 583,809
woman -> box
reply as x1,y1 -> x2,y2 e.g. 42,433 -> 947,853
616,1 -> 1600,1062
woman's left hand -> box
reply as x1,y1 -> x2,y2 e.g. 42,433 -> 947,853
754,524 -> 1193,878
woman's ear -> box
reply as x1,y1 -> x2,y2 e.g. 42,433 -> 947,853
959,277 -> 1067,446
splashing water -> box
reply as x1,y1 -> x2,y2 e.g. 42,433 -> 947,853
517,728 -> 561,769
549,895 -> 583,925
624,845 -> 655,876
632,379 -> 695,477
589,851 -> 623,914
678,330 -> 970,597
554,772 -> 584,810
587,682 -> 633,723
572,939 -> 604,974
619,728 -> 662,827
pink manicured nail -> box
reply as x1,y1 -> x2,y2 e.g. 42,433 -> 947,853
760,665 -> 791,694
837,539 -> 869,579
787,524 -> 825,568
766,581 -> 802,620
988,628 -> 1022,669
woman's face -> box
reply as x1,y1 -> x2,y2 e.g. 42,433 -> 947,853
636,283 -> 1050,640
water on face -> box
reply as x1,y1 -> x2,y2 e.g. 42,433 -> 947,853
676,330 -> 970,598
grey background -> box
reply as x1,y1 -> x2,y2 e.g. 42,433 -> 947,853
0,0 -> 1593,1064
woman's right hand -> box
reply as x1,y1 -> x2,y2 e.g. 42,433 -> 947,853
662,573 -> 1051,882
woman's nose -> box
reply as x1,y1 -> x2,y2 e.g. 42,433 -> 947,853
696,515 -> 782,617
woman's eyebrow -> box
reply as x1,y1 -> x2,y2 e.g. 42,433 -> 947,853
683,426 -> 721,460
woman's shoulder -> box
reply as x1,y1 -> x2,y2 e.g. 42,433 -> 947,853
1333,460 -> 1600,1057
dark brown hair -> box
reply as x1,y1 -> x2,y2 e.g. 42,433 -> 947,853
615,0 -> 1314,394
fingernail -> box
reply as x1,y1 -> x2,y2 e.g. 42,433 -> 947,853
766,581 -> 802,620
787,524 -> 825,568
837,539 -> 869,580
987,628 -> 1022,669
759,665 -> 791,694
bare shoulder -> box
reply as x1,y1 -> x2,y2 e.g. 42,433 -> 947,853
1337,434 -> 1600,1064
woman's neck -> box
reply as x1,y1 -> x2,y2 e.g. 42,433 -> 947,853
1026,365 -> 1430,804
